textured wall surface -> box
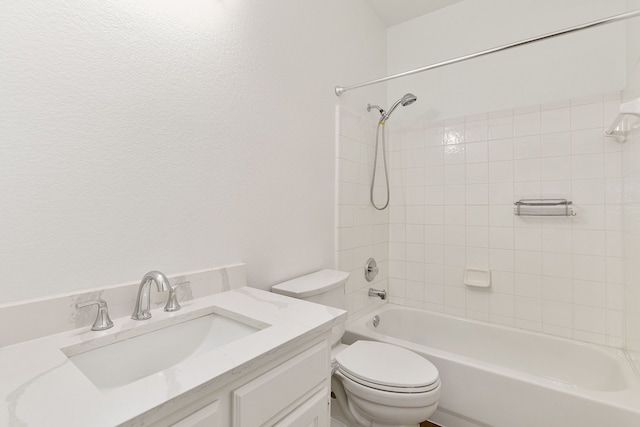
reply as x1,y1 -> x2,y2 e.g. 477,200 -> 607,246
0,0 -> 387,302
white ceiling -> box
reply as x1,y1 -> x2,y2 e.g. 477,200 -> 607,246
365,0 -> 463,27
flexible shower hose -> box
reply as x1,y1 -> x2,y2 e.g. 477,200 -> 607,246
370,122 -> 390,210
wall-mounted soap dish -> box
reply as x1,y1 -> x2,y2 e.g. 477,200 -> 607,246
464,268 -> 491,288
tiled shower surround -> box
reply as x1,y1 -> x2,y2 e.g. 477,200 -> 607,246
624,123 -> 640,351
337,91 -> 635,348
623,67 -> 640,352
335,107 -> 389,320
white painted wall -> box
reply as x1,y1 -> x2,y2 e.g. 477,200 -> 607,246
387,0 -> 628,124
0,0 -> 387,303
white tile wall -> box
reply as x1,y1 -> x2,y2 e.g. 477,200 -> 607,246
335,107 -> 389,320
623,61 -> 640,352
387,92 -> 626,347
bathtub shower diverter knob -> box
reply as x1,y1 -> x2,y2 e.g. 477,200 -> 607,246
365,258 -> 378,282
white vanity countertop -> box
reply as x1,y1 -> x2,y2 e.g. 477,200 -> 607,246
0,287 -> 346,426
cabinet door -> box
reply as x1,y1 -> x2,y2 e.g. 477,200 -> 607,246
274,389 -> 330,427
232,342 -> 328,427
170,399 -> 221,427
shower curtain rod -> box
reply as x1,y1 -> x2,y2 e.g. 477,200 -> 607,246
335,9 -> 640,97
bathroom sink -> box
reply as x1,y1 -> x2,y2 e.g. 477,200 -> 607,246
63,311 -> 262,390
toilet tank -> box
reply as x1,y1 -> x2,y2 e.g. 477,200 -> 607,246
271,269 -> 349,310
271,269 -> 349,346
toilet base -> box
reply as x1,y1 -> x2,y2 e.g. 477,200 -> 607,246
330,394 -> 353,426
331,376 -> 438,427
330,417 -> 349,427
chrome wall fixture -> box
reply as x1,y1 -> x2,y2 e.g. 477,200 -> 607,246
513,199 -> 576,217
368,288 -> 387,300
368,93 -> 417,210
364,258 -> 378,282
335,9 -> 640,97
605,98 -> 640,142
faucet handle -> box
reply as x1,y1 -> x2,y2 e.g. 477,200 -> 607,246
164,281 -> 190,312
76,299 -> 114,331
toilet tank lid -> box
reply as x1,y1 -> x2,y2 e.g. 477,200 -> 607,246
271,269 -> 349,298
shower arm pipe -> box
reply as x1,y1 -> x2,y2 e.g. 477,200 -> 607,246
335,9 -> 640,97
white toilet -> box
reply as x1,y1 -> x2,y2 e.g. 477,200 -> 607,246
272,269 -> 441,427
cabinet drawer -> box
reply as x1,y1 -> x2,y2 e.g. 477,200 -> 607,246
233,342 -> 328,427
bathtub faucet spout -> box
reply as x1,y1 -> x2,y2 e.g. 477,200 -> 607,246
368,288 -> 387,300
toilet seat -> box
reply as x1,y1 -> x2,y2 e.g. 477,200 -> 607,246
338,369 -> 440,393
335,341 -> 439,393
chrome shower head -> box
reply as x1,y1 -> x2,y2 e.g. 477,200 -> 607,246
381,93 -> 417,122
400,93 -> 417,106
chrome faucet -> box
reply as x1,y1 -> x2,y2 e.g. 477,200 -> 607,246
131,271 -> 171,320
368,288 -> 387,300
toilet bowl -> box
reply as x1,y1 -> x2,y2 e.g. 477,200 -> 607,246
332,341 -> 440,427
272,270 -> 441,427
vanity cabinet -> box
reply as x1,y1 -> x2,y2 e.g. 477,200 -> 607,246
169,399 -> 222,427
232,341 -> 328,426
149,338 -> 331,427
273,389 -> 329,427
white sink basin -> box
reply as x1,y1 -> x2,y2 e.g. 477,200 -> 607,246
64,310 -> 262,390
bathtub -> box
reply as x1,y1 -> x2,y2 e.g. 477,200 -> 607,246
343,304 -> 640,427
